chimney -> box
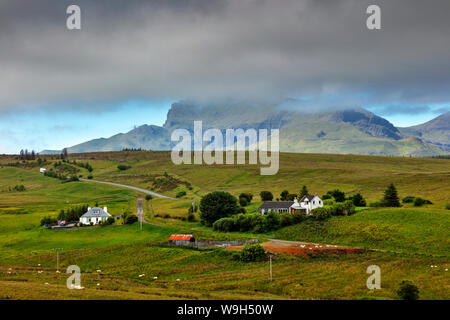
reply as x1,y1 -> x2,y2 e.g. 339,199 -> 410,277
87,206 -> 91,211
103,206 -> 108,213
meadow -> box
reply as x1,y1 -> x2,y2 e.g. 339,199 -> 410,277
0,151 -> 448,299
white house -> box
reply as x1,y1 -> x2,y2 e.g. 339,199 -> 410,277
298,195 -> 323,213
79,207 -> 111,225
258,195 -> 323,215
39,168 -> 47,174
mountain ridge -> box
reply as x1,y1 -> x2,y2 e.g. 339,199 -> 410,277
39,103 -> 450,157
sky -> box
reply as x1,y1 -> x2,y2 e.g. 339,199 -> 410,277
1,0 -> 450,153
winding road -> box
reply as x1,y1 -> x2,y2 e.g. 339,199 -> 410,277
80,178 -> 177,199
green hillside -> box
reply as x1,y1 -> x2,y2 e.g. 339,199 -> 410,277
0,152 -> 449,300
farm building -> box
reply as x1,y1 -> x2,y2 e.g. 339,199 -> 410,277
39,168 -> 47,174
79,207 -> 111,225
258,196 -> 323,215
168,234 -> 196,246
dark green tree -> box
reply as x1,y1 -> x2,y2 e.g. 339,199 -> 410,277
259,191 -> 273,201
299,185 -> 309,198
397,281 -> 419,300
280,190 -> 289,201
199,191 -> 240,226
383,183 -> 401,207
352,193 -> 366,207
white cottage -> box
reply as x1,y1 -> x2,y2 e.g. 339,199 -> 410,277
79,207 -> 111,225
39,168 -> 47,174
258,195 -> 323,215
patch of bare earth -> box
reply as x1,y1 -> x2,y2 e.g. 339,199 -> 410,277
225,240 -> 365,258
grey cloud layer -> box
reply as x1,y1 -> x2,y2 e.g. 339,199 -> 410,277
1,0 -> 450,111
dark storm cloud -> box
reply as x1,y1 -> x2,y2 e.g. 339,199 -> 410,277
1,0 -> 450,113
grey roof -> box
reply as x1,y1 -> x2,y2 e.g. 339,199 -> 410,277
258,201 -> 294,210
81,207 -> 111,218
300,195 -> 318,202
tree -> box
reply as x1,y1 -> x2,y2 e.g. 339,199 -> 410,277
383,183 -> 400,207
199,191 -> 240,226
280,190 -> 289,201
397,281 -> 419,300
239,193 -> 253,203
239,197 -> 248,207
260,191 -> 273,201
352,193 -> 366,207
61,148 -> 68,160
329,189 -> 346,202
299,185 -> 309,198
286,193 -> 297,201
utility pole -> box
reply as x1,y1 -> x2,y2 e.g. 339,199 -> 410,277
269,254 -> 273,281
54,248 -> 63,272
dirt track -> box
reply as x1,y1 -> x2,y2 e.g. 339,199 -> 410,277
225,240 -> 365,258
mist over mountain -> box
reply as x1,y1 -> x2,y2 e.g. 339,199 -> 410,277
40,103 -> 449,157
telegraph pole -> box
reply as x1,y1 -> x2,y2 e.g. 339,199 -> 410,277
54,248 -> 63,272
269,254 -> 273,281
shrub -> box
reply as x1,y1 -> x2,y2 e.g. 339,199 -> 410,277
343,200 -> 356,215
239,193 -> 253,203
186,211 -> 196,222
199,191 -> 240,226
260,191 -> 273,201
322,194 -> 332,200
292,211 -> 307,224
397,281 -> 419,300
329,203 -> 345,216
311,207 -> 331,220
239,207 -> 246,214
323,199 -> 335,206
106,216 -> 115,225
239,197 -> 248,207
176,190 -> 187,198
413,197 -> 432,207
125,214 -> 138,224
262,210 -> 281,232
240,244 -> 266,262
87,175 -> 93,179
280,212 -> 293,226
13,185 -> 26,192
213,217 -> 237,232
351,193 -> 366,207
446,203 -> 450,210
145,195 -> 153,201
117,165 -> 131,171
402,196 -> 415,204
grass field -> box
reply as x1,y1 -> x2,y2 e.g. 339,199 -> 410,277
0,151 -> 449,300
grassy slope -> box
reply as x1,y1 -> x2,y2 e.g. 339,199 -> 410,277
0,152 -> 449,299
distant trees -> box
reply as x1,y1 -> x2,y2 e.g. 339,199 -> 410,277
176,190 -> 187,198
280,190 -> 289,201
61,148 -> 68,160
199,191 -> 240,226
57,204 -> 88,221
383,183 -> 401,207
13,185 -> 26,192
40,216 -> 57,226
260,191 -> 273,201
18,149 -> 36,160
